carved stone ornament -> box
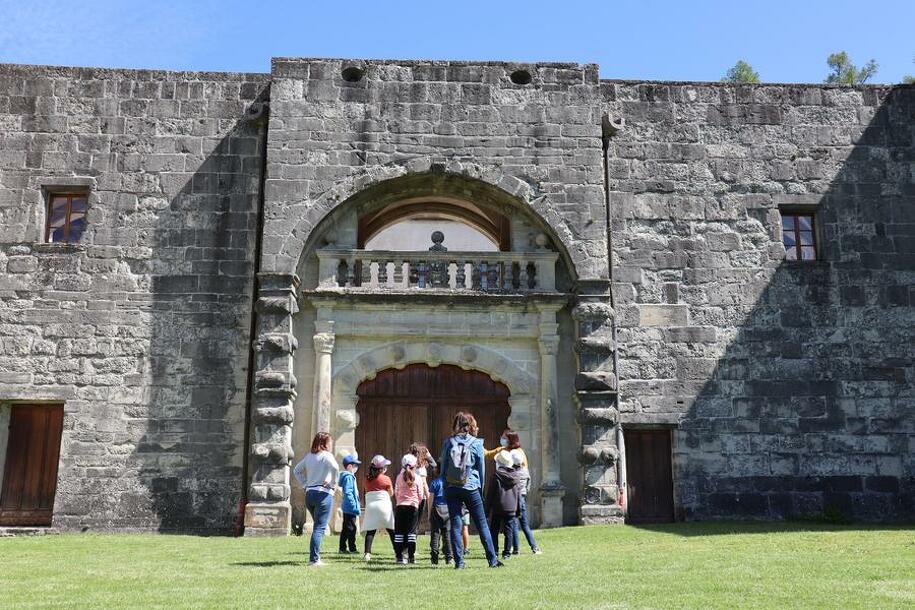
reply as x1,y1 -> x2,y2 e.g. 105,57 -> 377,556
461,345 -> 478,363
427,342 -> 442,366
313,333 -> 335,354
251,441 -> 294,464
255,405 -> 295,425
579,446 -> 601,464
571,301 -> 615,321
254,333 -> 298,354
335,409 -> 359,429
578,406 -> 620,425
256,296 -> 299,315
255,370 -> 296,390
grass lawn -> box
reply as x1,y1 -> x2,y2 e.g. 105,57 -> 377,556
1,522 -> 914,609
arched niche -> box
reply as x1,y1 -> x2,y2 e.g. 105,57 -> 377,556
271,163 -> 591,290
359,196 -> 509,251
327,341 -> 537,451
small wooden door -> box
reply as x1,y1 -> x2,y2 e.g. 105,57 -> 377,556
355,364 -> 510,502
624,428 -> 674,523
0,405 -> 64,526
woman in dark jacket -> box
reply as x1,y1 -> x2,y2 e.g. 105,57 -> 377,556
485,449 -> 522,559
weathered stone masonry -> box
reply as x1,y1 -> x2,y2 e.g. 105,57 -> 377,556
605,82 -> 915,520
0,58 -> 912,532
0,65 -> 269,530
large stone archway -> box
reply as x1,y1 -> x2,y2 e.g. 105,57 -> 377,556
245,165 -> 619,535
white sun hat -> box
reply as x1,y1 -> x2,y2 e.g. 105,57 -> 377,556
494,450 -> 514,469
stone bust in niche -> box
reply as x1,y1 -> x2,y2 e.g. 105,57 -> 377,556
429,230 -> 447,251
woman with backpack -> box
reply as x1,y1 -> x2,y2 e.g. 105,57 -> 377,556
439,411 -> 503,568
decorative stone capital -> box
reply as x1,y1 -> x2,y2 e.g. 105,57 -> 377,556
538,335 -> 559,356
313,332 -> 335,354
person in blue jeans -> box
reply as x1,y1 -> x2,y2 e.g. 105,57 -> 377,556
439,411 -> 503,569
292,432 -> 340,567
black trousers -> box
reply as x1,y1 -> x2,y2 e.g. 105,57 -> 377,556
364,528 -> 395,555
429,506 -> 452,563
394,505 -> 418,561
490,513 -> 517,557
339,513 -> 358,552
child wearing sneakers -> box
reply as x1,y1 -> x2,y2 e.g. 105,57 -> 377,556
393,453 -> 427,564
427,463 -> 452,565
337,454 -> 361,553
362,455 -> 396,561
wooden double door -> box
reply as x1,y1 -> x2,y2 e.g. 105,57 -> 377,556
0,405 -> 64,527
355,364 -> 510,501
624,429 -> 675,523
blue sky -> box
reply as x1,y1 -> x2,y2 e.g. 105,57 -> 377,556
0,0 -> 912,83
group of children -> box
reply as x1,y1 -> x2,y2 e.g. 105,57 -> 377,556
334,432 -> 540,566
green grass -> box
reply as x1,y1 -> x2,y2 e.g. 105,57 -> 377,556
1,523 -> 914,609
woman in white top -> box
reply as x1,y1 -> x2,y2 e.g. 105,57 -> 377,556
292,432 -> 339,566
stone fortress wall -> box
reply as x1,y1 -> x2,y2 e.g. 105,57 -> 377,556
0,57 -> 911,531
0,64 -> 269,530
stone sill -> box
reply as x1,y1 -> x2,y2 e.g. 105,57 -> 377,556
302,289 -> 570,307
31,243 -> 87,255
781,259 -> 830,268
0,527 -> 60,537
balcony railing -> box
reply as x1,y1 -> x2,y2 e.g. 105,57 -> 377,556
316,249 -> 559,293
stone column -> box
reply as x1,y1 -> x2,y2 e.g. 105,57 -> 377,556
312,320 -> 335,433
573,280 -> 623,524
537,306 -> 564,527
244,273 -> 299,536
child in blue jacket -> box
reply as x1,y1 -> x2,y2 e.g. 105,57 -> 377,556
338,455 -> 361,553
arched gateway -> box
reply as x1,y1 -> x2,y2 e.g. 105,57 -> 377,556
354,364 -> 510,498
244,168 -> 620,535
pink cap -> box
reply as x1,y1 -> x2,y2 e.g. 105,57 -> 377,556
371,455 -> 391,468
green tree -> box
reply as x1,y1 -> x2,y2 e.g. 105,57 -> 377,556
903,56 -> 914,84
722,60 -> 760,83
825,51 -> 878,84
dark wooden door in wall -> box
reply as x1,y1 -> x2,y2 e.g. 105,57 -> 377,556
355,364 -> 511,503
0,405 -> 64,526
624,429 -> 674,523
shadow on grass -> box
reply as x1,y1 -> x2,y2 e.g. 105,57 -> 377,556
353,565 -> 445,572
629,520 -> 915,537
232,561 -> 302,567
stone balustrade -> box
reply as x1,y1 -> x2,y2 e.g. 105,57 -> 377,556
316,249 -> 559,293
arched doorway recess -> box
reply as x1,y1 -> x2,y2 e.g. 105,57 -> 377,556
354,364 -> 510,500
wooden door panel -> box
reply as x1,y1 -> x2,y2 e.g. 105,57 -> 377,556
355,365 -> 511,504
0,405 -> 64,526
624,429 -> 674,523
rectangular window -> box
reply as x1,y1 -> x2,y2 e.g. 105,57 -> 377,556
45,193 -> 88,244
781,212 -> 817,261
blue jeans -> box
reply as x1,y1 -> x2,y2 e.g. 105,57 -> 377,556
305,489 -> 334,563
445,486 -> 498,568
518,495 -> 539,551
